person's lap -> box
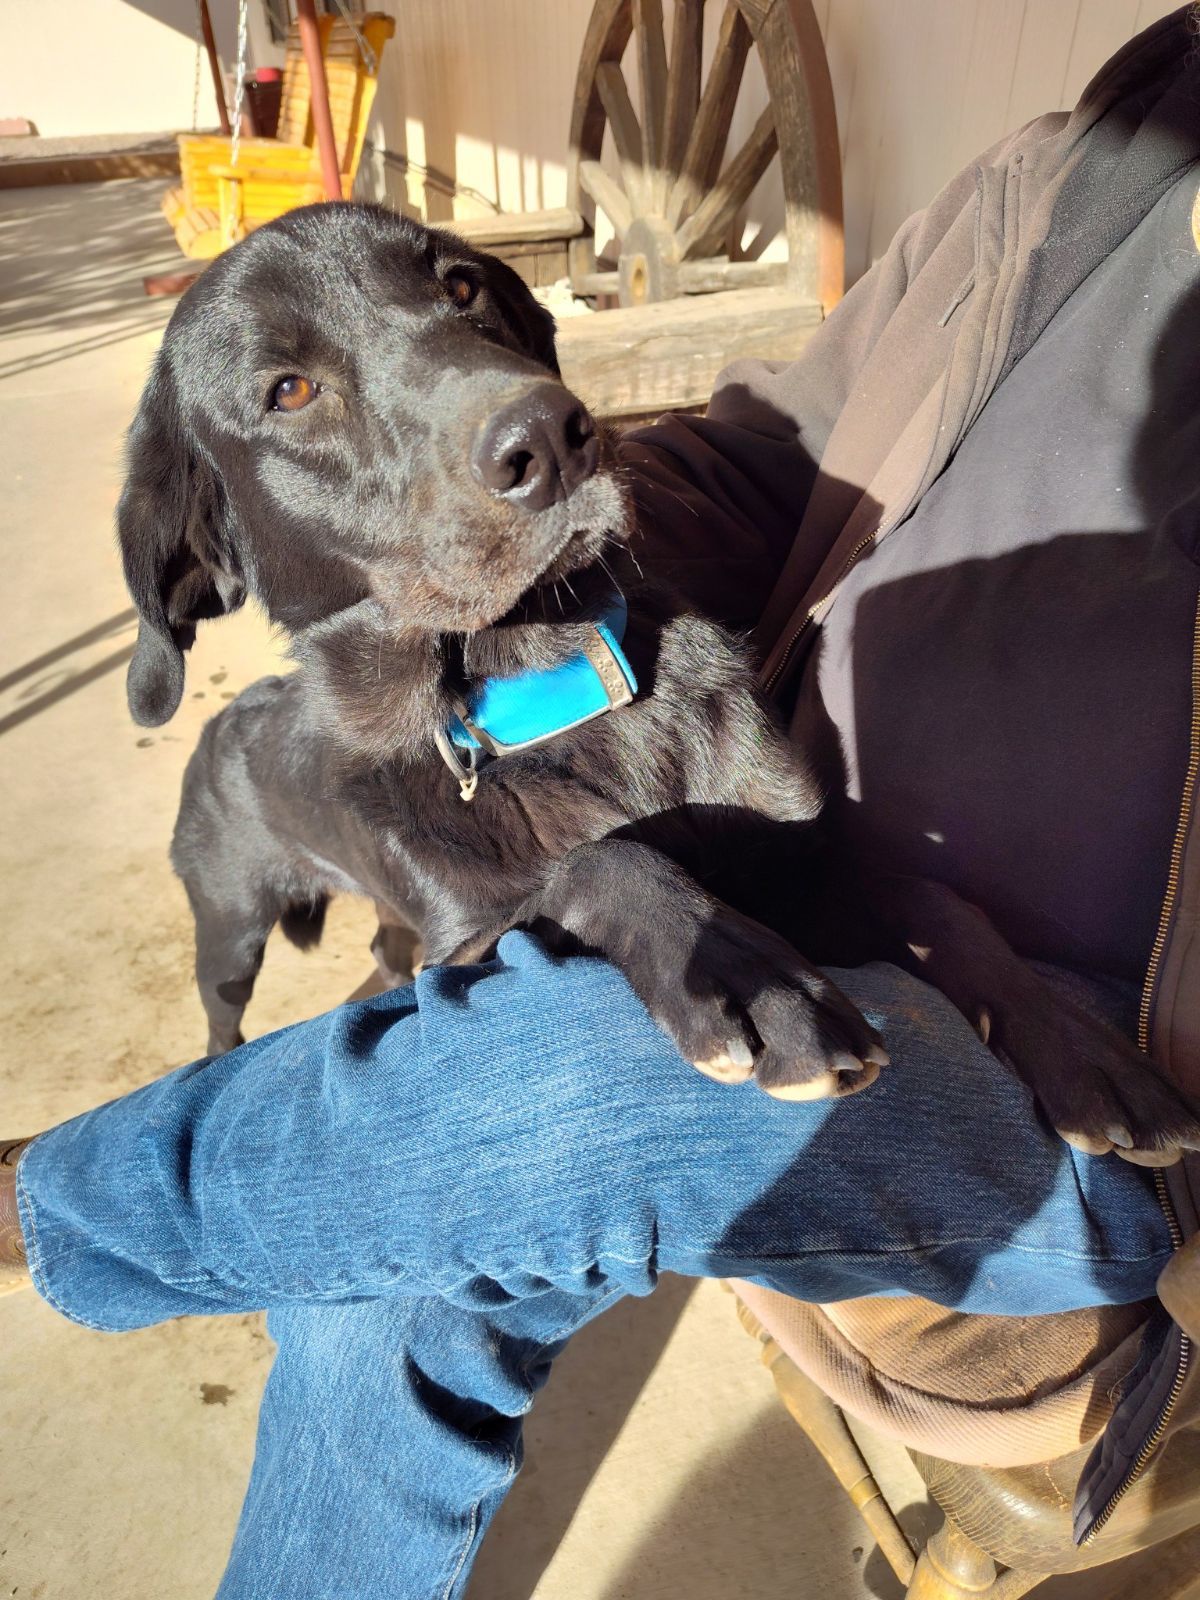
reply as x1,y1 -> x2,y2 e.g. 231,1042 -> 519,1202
15,932 -> 1172,1598
18,929 -> 1169,1322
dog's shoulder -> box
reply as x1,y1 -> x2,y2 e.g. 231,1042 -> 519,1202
184,673 -> 311,775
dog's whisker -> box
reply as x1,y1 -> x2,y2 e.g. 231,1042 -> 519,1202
652,482 -> 700,520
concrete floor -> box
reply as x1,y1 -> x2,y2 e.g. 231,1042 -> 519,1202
1,180 -> 1197,1600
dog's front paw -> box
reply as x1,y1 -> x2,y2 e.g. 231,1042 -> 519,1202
661,909 -> 889,1102
981,983 -> 1200,1165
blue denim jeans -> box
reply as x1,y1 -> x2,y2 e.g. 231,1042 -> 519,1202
16,933 -> 1171,1599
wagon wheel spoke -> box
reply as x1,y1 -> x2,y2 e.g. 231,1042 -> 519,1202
663,0 -> 703,177
634,0 -> 669,214
667,0 -> 752,230
579,155 -> 634,238
595,62 -> 646,219
567,0 -> 844,312
676,105 -> 777,258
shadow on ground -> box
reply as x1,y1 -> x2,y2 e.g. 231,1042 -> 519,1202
467,1277 -> 697,1600
0,179 -> 188,380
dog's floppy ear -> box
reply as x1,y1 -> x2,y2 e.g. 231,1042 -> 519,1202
117,360 -> 245,726
487,256 -> 560,376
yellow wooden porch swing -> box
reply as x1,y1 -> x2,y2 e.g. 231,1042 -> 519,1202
163,1 -> 395,261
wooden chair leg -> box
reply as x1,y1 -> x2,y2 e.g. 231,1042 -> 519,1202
731,1294 -> 1050,1600
907,1524 -> 994,1600
906,1523 -> 1045,1600
735,1297 -> 918,1586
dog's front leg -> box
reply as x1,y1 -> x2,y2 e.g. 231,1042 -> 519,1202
512,838 -> 888,1100
852,873 -> 1200,1162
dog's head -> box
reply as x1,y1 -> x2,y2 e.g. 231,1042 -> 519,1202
118,202 -> 631,726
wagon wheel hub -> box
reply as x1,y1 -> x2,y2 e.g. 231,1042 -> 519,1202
620,216 -> 680,304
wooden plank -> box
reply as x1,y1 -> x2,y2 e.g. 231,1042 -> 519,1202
595,61 -> 647,215
577,256 -> 787,296
634,0 -> 670,212
574,269 -> 624,295
453,206 -> 585,246
143,270 -> 203,299
580,157 -> 635,238
663,0 -> 704,176
677,255 -> 787,292
555,286 -> 822,415
0,150 -> 180,188
675,106 -> 777,258
667,1 -> 753,227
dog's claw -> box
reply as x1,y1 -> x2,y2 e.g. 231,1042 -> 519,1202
976,1007 -> 992,1046
693,1042 -> 755,1084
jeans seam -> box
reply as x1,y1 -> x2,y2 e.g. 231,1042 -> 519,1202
16,1158 -> 123,1334
694,1238 -> 1171,1268
437,1240 -> 1168,1307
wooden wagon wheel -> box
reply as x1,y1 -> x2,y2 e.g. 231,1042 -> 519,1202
566,0 -> 843,315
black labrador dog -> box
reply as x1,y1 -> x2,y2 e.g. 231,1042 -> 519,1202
117,201 -> 1200,1156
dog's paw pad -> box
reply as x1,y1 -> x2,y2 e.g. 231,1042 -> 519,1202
1116,1145 -> 1184,1167
1060,1128 -> 1116,1156
763,1057 -> 882,1103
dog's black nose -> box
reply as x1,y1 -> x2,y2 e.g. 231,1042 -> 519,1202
471,383 -> 599,512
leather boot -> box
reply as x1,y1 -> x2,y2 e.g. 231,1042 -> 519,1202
0,1138 -> 34,1295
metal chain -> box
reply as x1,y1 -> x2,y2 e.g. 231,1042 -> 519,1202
330,0 -> 378,75
190,0 -> 202,131
229,0 -> 251,166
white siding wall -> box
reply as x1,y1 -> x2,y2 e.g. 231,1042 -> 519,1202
361,0 -> 1182,282
1,1 -> 1184,282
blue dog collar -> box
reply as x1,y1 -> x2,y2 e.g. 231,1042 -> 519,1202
435,590 -> 638,800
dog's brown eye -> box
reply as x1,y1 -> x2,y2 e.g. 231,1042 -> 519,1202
446,272 -> 477,308
272,375 -> 317,412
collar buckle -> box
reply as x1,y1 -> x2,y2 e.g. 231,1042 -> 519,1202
433,726 -> 479,802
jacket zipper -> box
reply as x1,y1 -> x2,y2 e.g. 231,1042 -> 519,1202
763,530 -> 880,696
1080,591 -> 1200,1542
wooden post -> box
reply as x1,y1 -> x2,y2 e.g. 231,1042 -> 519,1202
295,0 -> 343,201
197,0 -> 231,136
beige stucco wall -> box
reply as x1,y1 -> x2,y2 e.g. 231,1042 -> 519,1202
0,0 -> 282,140
0,0 -> 1184,281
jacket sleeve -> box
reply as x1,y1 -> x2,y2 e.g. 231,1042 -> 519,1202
615,142 -> 1000,635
